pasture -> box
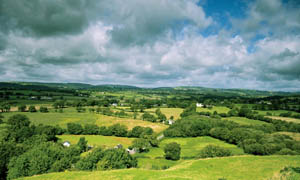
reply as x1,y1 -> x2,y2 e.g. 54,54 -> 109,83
223,117 -> 269,125
276,132 -> 300,141
196,106 -> 230,114
267,116 -> 300,124
145,108 -> 183,120
57,135 -> 135,149
142,136 -> 244,159
20,155 -> 300,180
1,108 -> 168,133
135,136 -> 244,169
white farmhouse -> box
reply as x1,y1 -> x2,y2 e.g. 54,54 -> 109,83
196,103 -> 204,107
63,141 -> 71,147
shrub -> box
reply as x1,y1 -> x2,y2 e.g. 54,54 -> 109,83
198,145 -> 231,158
7,142 -> 65,179
276,148 -> 298,155
164,142 -> 181,160
75,148 -> 104,171
39,106 -> 49,113
77,137 -> 88,153
129,138 -> 151,153
28,106 -> 37,112
107,123 -> 128,137
83,124 -> 99,135
67,123 -> 83,135
18,105 -> 26,112
97,148 -> 137,170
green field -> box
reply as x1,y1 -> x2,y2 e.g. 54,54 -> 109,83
142,136 -> 244,159
256,110 -> 300,116
145,108 -> 183,120
20,155 -> 300,180
276,132 -> 300,141
196,106 -> 230,114
223,117 -> 269,125
1,108 -> 167,133
267,116 -> 300,124
135,136 -> 244,169
57,135 -> 135,149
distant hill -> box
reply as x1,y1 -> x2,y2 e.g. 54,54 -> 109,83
1,81 -> 299,97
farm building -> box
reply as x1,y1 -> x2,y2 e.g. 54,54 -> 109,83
196,103 -> 204,107
63,141 -> 71,147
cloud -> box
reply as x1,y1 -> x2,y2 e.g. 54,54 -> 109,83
232,0 -> 300,39
0,0 -> 299,91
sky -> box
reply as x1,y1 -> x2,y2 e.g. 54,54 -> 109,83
0,0 -> 300,91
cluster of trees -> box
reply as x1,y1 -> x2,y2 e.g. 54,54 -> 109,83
18,105 -> 48,113
164,115 -> 300,156
0,114 -> 138,179
75,147 -> 137,171
141,109 -> 167,123
196,105 -> 300,133
280,112 -> 300,119
164,142 -> 181,160
66,123 -> 154,138
0,102 -> 10,112
198,145 -> 231,158
128,134 -> 159,153
0,114 -> 66,179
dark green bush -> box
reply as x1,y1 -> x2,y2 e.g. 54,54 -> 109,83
164,142 -> 181,160
198,145 -> 231,158
97,148 -> 137,170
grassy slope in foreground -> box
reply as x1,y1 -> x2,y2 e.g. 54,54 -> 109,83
20,155 -> 300,180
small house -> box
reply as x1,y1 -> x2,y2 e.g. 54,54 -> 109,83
63,141 -> 71,147
111,103 -> 118,107
196,103 -> 204,107
168,120 -> 174,125
126,148 -> 137,155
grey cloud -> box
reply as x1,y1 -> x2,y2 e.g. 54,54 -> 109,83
0,0 -> 211,46
232,0 -> 300,39
0,0 -> 93,36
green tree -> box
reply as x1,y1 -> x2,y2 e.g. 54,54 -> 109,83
142,112 -> 157,122
77,137 -> 88,153
198,145 -> 232,158
0,103 -> 10,112
39,106 -> 49,113
0,114 -> 3,124
84,124 -> 99,135
28,105 -> 37,112
107,124 -> 128,137
67,123 -> 83,135
0,141 -> 23,180
18,105 -> 27,112
75,148 -> 103,171
97,148 -> 137,170
128,126 -> 144,137
129,138 -> 151,153
164,142 -> 181,160
7,114 -> 33,143
7,142 -> 65,179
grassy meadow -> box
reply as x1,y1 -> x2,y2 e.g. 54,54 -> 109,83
145,108 -> 183,120
135,136 -> 244,169
19,155 -> 300,180
196,106 -> 230,114
57,135 -> 136,149
1,107 -> 168,133
223,117 -> 269,125
267,116 -> 300,124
